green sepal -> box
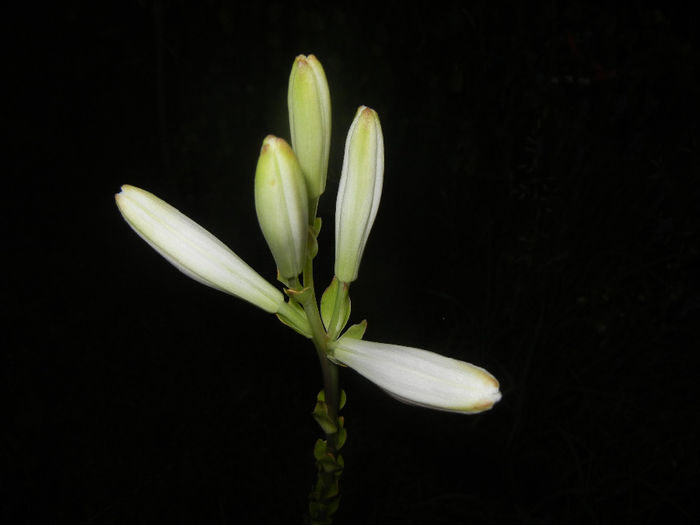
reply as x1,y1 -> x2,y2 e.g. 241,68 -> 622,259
312,217 -> 322,236
342,319 -> 367,340
276,300 -> 312,338
320,277 -> 350,335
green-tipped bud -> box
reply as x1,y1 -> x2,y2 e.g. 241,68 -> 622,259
254,136 -> 309,280
115,185 -> 284,313
334,106 -> 384,283
329,337 -> 502,414
288,54 -> 331,199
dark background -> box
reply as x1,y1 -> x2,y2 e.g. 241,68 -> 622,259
4,1 -> 698,523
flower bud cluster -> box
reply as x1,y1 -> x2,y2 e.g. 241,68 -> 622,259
115,54 -> 501,417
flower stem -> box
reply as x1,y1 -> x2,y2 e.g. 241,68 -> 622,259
296,260 -> 340,445
292,248 -> 343,525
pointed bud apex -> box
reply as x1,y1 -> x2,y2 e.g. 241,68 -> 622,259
329,337 -> 501,414
288,54 -> 332,198
254,136 -> 309,280
115,185 -> 284,313
334,106 -> 384,283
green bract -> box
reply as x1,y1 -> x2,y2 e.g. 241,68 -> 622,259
334,106 -> 384,283
115,185 -> 285,313
254,135 -> 309,281
329,337 -> 502,414
288,54 -> 331,200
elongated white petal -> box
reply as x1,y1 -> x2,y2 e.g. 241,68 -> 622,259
334,106 -> 384,283
115,185 -> 284,313
330,337 -> 501,414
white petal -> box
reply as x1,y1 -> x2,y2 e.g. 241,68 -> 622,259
330,337 -> 501,414
116,185 -> 284,313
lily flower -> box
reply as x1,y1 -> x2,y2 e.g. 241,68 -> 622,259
329,336 -> 501,414
334,106 -> 384,283
115,185 -> 285,313
288,54 -> 332,199
254,136 -> 309,280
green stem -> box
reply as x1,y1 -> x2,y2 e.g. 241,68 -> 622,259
300,266 -> 340,439
293,232 -> 343,524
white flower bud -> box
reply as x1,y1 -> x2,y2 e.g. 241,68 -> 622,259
254,136 -> 309,280
115,185 -> 284,313
329,337 -> 501,414
288,54 -> 331,199
334,106 -> 384,283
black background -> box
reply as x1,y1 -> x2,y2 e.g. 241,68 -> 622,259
4,1 -> 698,523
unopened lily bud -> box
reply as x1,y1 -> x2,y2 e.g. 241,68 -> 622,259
288,54 -> 331,199
334,106 -> 384,283
115,185 -> 284,313
254,136 -> 309,280
329,337 -> 501,414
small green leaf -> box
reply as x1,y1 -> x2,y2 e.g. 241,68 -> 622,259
307,218 -> 323,260
342,319 -> 367,340
319,458 -> 342,475
320,277 -> 351,335
336,427 -> 347,450
315,416 -> 337,434
313,439 -> 327,461
317,389 -> 346,411
313,401 -> 338,434
308,227 -> 319,260
319,278 -> 337,327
